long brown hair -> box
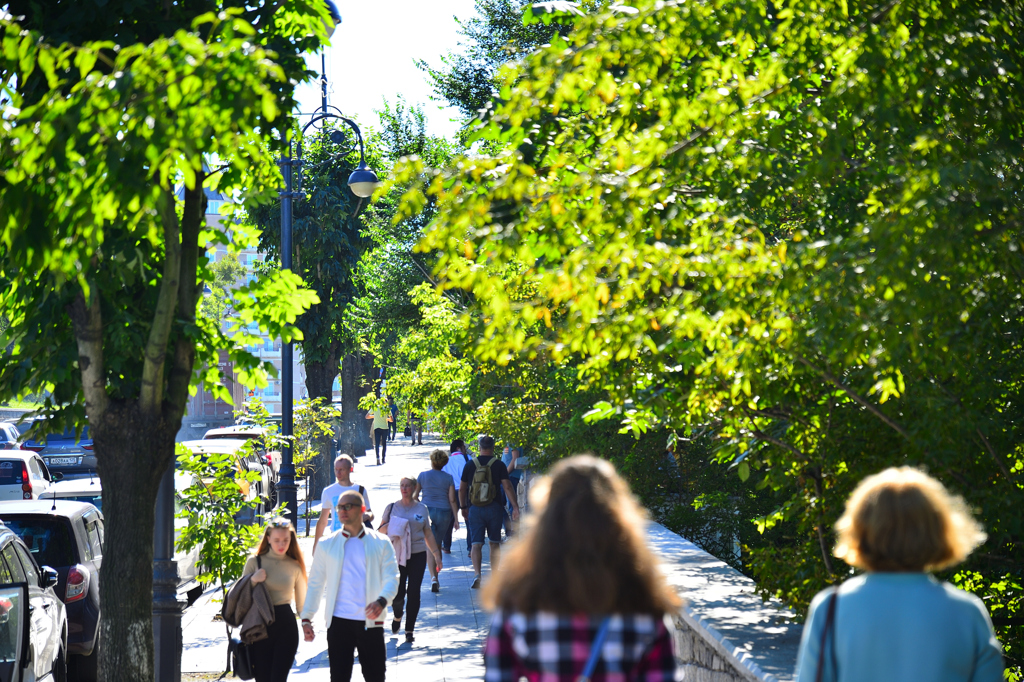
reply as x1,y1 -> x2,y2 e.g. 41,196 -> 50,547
481,455 -> 680,615
255,517 -> 308,579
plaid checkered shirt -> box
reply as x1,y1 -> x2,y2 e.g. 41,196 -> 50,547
483,611 -> 680,682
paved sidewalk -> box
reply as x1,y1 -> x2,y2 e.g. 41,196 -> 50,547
182,436 -> 492,682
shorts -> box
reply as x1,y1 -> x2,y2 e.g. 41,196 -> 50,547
426,506 -> 452,549
467,503 -> 504,546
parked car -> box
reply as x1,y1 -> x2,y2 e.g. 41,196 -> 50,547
0,500 -> 100,681
0,450 -> 59,501
46,477 -> 204,601
203,424 -> 280,492
21,425 -> 96,480
179,439 -> 275,523
0,518 -> 67,682
46,478 -> 102,512
0,423 -> 22,451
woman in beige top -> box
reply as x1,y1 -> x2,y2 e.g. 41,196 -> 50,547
243,517 -> 308,682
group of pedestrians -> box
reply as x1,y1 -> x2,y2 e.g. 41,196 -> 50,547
227,441 -> 1006,682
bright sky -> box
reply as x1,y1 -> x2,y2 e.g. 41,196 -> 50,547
294,0 -> 480,142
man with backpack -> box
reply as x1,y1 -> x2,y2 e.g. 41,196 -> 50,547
459,435 -> 519,588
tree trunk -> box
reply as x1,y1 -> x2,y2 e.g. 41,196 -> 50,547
304,355 -> 339,501
93,401 -> 179,682
339,353 -> 374,460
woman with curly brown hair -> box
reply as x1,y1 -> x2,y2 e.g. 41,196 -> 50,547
794,467 -> 1003,682
481,455 -> 681,682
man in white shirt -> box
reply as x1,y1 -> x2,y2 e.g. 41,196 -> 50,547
441,439 -> 471,553
301,490 -> 399,682
314,454 -> 374,555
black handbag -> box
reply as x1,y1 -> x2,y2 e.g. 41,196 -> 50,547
226,556 -> 261,680
229,636 -> 255,680
403,426 -> 411,437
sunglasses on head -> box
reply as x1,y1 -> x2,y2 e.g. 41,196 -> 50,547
337,502 -> 362,512
267,518 -> 291,530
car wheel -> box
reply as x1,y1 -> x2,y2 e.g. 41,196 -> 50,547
268,481 -> 278,509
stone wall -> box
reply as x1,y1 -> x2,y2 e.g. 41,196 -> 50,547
670,609 -> 779,682
648,522 -> 800,682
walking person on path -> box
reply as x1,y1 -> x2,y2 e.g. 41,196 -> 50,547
301,490 -> 399,682
442,439 -> 471,553
387,398 -> 398,441
378,477 -> 443,643
481,455 -> 680,682
415,449 -> 460,593
366,403 -> 390,464
242,517 -> 309,682
794,467 -> 1003,682
314,454 -> 374,555
459,435 -> 519,589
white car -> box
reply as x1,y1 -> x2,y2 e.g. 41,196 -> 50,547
179,439 -> 275,523
203,425 -> 280,492
0,450 -> 58,501
45,477 -> 205,604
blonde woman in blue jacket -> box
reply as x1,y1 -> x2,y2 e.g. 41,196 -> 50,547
795,467 -> 1003,682
300,490 -> 399,682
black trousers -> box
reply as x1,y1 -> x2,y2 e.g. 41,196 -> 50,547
442,508 -> 455,551
391,551 -> 427,632
327,618 -> 386,682
374,429 -> 388,460
388,420 -> 396,440
251,604 -> 299,682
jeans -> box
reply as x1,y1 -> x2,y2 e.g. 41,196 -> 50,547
388,420 -> 397,440
392,551 -> 427,632
468,503 -> 504,546
374,429 -> 388,461
251,605 -> 299,682
327,618 -> 386,682
427,507 -> 452,552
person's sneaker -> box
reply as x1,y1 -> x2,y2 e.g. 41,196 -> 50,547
392,619 -> 401,634
471,574 -> 481,589
376,457 -> 380,466
442,548 -> 451,554
405,632 -> 415,643
431,580 -> 439,593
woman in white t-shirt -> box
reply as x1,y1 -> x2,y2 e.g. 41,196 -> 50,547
379,477 -> 443,643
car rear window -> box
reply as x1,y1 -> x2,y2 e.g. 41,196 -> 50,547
62,494 -> 102,511
1,517 -> 76,568
0,461 -> 24,485
43,427 -> 90,443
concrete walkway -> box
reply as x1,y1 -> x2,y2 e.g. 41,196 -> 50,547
182,436 -> 491,682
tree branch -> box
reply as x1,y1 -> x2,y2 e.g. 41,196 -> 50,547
141,187 -> 184,415
975,427 -> 1014,483
166,171 -> 206,417
68,286 -> 109,419
796,356 -> 912,442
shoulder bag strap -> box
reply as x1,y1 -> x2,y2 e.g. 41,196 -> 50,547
257,555 -> 262,569
576,617 -> 612,682
815,589 -> 838,682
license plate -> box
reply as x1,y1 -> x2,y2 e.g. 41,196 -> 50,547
48,456 -> 79,466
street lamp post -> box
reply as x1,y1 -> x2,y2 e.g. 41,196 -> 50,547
277,55 -> 379,529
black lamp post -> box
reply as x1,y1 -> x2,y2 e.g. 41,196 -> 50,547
277,49 -> 379,530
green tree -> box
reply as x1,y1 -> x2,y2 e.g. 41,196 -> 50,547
397,0 -> 1024,669
417,0 -> 599,139
175,442 -> 263,594
199,253 -> 248,328
292,397 -> 341,534
0,6 -> 327,679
